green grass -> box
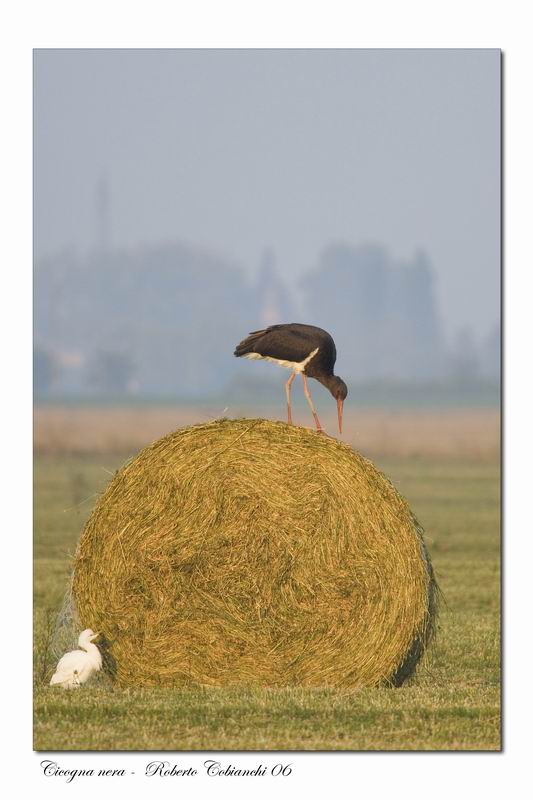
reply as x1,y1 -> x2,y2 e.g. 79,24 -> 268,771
34,453 -> 500,751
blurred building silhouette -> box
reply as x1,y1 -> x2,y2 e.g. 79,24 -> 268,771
95,175 -> 111,254
447,326 -> 480,382
34,238 -> 499,400
302,243 -> 446,382
34,242 -> 258,396
479,322 -> 501,380
254,248 -> 294,327
446,322 -> 501,384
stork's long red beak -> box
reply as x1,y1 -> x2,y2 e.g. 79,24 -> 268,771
337,397 -> 344,435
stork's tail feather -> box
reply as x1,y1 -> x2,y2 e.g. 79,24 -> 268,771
234,329 -> 268,357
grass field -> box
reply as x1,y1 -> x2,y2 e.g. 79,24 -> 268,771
33,422 -> 500,751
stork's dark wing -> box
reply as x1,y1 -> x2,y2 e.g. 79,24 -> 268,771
234,323 -> 336,367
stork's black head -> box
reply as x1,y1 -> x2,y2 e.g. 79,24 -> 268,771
329,376 -> 348,402
325,376 -> 347,434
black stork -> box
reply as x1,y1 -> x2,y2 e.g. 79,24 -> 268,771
234,323 -> 347,435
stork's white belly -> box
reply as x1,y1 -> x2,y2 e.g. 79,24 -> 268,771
244,347 -> 319,373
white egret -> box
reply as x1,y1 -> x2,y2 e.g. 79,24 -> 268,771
50,629 -> 102,689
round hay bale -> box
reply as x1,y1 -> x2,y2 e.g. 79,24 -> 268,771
72,418 -> 437,688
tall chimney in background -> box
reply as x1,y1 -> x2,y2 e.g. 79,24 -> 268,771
95,174 -> 111,253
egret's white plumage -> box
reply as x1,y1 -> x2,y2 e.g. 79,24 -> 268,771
50,629 -> 102,689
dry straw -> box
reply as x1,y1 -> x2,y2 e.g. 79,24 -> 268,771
72,418 -> 437,688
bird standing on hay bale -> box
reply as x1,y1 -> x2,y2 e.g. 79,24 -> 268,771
234,323 -> 348,435
49,629 -> 102,689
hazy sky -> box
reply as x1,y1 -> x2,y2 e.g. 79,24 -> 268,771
34,49 -> 500,340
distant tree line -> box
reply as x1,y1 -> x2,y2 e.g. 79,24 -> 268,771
34,241 -> 500,398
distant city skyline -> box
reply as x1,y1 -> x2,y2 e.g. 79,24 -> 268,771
34,49 -> 500,339
34,239 -> 499,401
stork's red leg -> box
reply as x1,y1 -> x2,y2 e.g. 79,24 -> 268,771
302,374 -> 324,433
285,371 -> 296,424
